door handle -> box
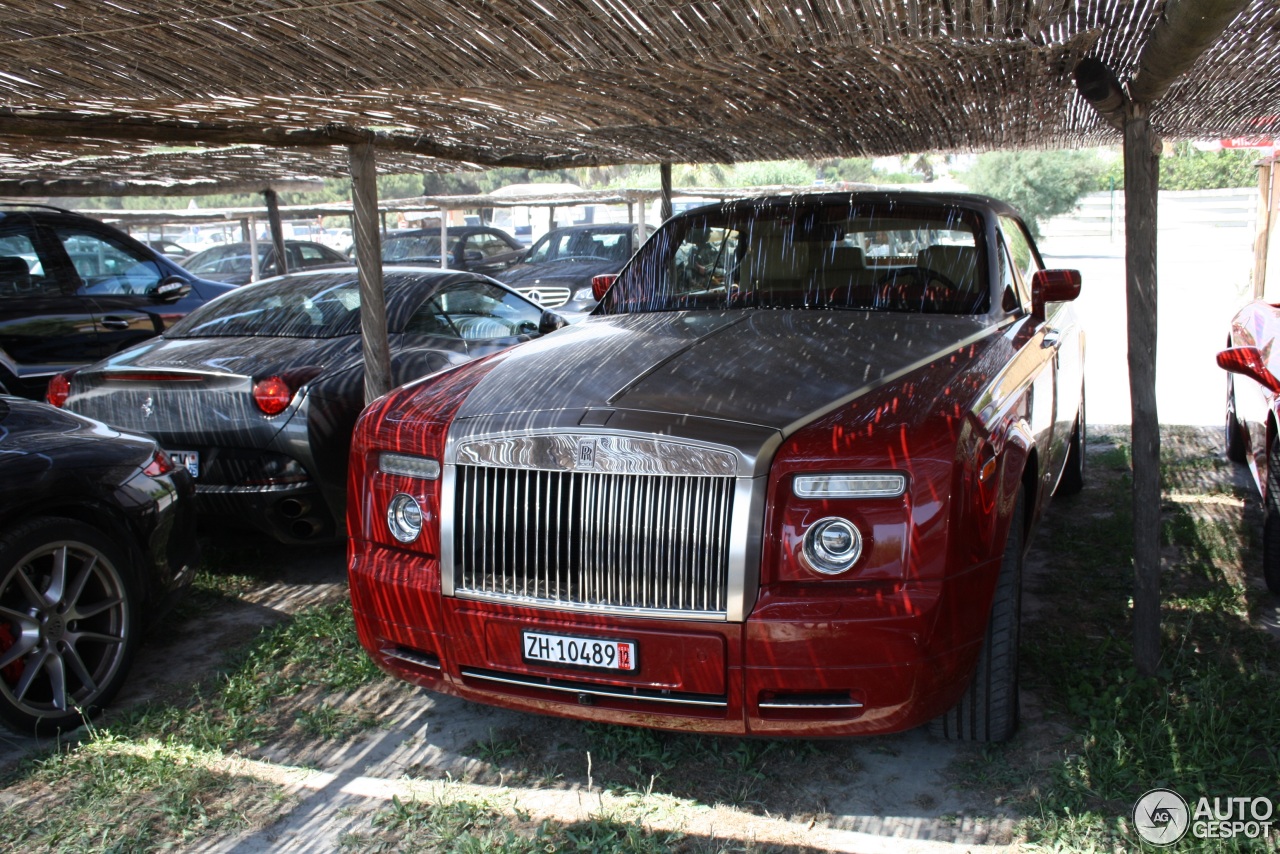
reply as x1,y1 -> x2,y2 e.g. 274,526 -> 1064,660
100,316 -> 131,330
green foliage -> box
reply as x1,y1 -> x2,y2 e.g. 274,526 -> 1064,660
963,149 -> 1106,238
1105,143 -> 1260,192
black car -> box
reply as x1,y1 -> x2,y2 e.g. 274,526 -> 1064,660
380,226 -> 525,276
497,223 -> 649,315
54,267 -> 566,544
0,204 -> 235,401
0,395 -> 197,733
183,239 -> 349,285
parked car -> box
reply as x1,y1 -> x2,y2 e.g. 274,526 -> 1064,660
497,223 -> 649,314
346,191 -> 1085,742
379,226 -> 526,276
1217,300 -> 1280,594
183,239 -> 348,285
0,204 -> 235,400
0,395 -> 196,733
52,267 -> 566,545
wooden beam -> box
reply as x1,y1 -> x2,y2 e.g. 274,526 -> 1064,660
348,142 -> 392,405
660,163 -> 673,221
1124,101 -> 1162,678
263,189 -> 288,275
1129,0 -> 1252,104
1074,58 -> 1127,134
0,178 -> 324,198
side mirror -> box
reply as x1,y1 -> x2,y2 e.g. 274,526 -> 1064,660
151,275 -> 191,303
1217,346 -> 1280,393
538,310 -> 568,335
591,274 -> 618,301
1031,269 -> 1081,319
464,249 -> 484,263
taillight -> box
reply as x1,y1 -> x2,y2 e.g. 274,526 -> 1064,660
143,450 -> 174,477
46,373 -> 71,408
252,376 -> 294,415
591,274 -> 618,301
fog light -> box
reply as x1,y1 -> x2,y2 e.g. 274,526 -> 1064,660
387,493 -> 424,543
802,517 -> 862,575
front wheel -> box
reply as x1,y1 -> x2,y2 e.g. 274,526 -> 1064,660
1055,392 -> 1086,496
1226,375 -> 1247,464
0,518 -> 140,734
1264,441 -> 1280,595
932,489 -> 1025,742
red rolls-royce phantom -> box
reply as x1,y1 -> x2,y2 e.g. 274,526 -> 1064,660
346,192 -> 1085,742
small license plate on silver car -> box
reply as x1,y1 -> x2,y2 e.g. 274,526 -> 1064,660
169,450 -> 199,478
522,630 -> 637,672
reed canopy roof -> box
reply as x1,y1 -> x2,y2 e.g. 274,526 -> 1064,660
1,0 -> 1277,189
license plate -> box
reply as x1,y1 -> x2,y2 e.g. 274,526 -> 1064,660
169,450 -> 199,478
522,630 -> 637,672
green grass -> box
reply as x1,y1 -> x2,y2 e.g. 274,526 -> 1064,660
1018,430 -> 1280,851
342,795 -> 699,853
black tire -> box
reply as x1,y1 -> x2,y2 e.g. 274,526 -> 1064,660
1264,441 -> 1280,595
1056,392 -> 1086,496
0,518 -> 140,734
932,490 -> 1025,742
1226,375 -> 1247,464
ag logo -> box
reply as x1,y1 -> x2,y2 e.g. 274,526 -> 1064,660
1133,788 -> 1190,846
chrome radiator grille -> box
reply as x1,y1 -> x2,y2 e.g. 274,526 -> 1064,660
454,465 -> 734,616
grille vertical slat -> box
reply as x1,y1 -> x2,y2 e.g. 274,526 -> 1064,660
455,465 -> 733,617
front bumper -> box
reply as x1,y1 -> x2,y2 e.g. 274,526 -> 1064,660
349,540 -> 995,736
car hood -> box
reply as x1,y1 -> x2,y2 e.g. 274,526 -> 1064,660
83,334 -> 364,379
497,259 -> 620,288
451,309 -> 996,435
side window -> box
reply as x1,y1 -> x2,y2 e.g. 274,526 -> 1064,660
998,217 -> 1039,313
54,227 -> 164,296
297,244 -> 332,266
469,234 -> 512,258
0,229 -> 58,297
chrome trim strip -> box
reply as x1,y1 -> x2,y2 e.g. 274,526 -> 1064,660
728,476 -> 765,622
460,667 -> 729,708
440,462 -> 457,597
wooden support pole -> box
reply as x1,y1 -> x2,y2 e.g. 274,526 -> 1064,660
660,163 -> 673,221
439,211 -> 449,269
248,217 -> 261,281
348,142 -> 392,405
263,188 -> 288,275
1124,102 -> 1162,677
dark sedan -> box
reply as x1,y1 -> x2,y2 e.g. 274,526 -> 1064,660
0,204 -> 235,400
0,395 -> 196,734
183,239 -> 349,285
380,226 -> 525,276
52,267 -> 565,544
497,223 -> 649,315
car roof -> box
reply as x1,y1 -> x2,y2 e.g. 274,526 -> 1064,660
676,190 -> 1020,220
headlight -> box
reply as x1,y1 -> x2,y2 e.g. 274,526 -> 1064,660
572,286 -> 596,301
387,493 -> 424,543
802,517 -> 863,575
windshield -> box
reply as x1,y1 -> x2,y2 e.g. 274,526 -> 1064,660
168,276 -> 362,339
524,228 -> 633,264
597,200 -> 988,315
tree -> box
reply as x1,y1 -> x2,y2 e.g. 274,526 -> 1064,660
964,150 -> 1105,238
